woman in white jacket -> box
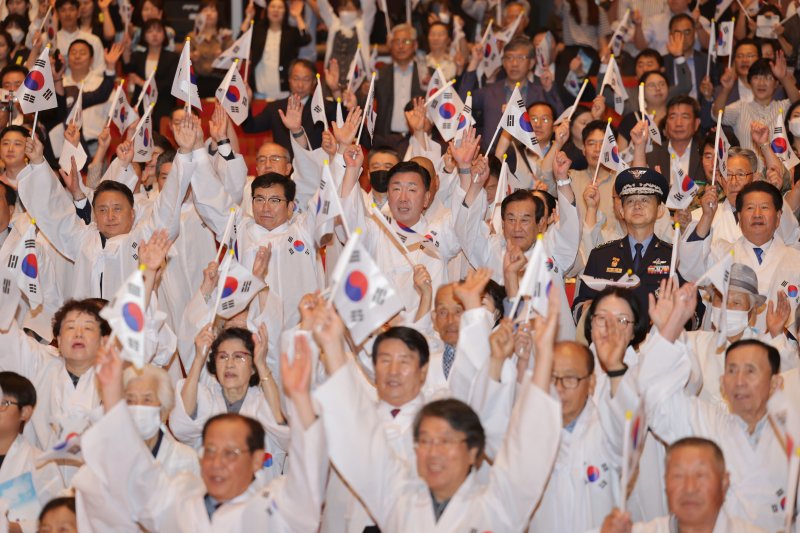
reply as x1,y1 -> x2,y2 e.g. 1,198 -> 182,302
170,326 -> 290,481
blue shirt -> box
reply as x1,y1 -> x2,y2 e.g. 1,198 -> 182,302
627,234 -> 654,260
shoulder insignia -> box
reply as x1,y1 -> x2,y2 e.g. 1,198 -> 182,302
596,239 -> 621,249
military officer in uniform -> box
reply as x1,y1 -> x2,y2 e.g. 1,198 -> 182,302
572,167 -> 676,332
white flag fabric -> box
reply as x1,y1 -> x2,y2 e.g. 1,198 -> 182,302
66,83 -> 83,128
477,26 -> 502,81
211,24 -> 253,69
500,84 -> 542,156
310,75 -> 328,129
58,137 -> 87,174
490,156 -> 511,234
171,41 -> 202,110
428,79 -> 463,142
620,404 -> 648,498
644,111 -> 662,145
346,46 -> 368,94
314,162 -> 344,231
599,120 -> 629,172
425,67 -> 446,105
362,73 -> 377,141
534,31 -> 553,77
111,84 -> 139,134
6,221 -> 42,307
496,12 -> 524,43
516,235 -> 553,318
42,7 -> 57,46
215,60 -> 249,125
600,55 -> 628,114
665,157 -> 698,209
119,0 -> 133,28
132,104 -> 154,163
453,91 -> 474,144
15,47 -> 57,114
336,98 -> 344,128
715,120 -> 731,178
715,0 -> 735,20
699,252 -> 733,294
331,232 -> 404,346
716,20 -> 735,56
771,109 -> 800,170
211,251 -> 266,320
609,9 -> 631,58
100,267 -> 146,368
135,69 -> 158,111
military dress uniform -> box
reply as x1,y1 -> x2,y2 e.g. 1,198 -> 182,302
572,167 -> 694,329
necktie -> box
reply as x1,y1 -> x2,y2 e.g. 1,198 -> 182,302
442,344 -> 456,379
633,242 -> 644,273
390,408 -> 400,418
754,247 -> 764,265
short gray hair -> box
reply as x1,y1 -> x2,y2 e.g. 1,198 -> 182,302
390,23 -> 417,42
727,147 -> 758,173
123,364 -> 175,416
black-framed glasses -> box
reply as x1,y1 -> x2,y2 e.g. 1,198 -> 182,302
551,374 -> 592,389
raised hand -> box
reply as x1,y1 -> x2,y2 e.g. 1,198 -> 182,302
750,120 -> 770,147
173,112 -> 196,153
453,267 -> 492,310
592,310 -> 629,375
25,134 -> 45,165
404,96 -> 426,134
252,322 -> 270,371
599,508 -> 633,533
200,260 -> 220,299
531,288 -> 560,390
648,277 -> 677,333
489,318 -> 515,362
96,341 -> 124,412
278,94 -> 304,134
309,303 -> 347,372
321,130 -> 336,158
209,103 -> 228,142
553,120 -> 570,149
59,156 -> 85,201
252,244 -> 271,280
666,30 -> 685,58
583,183 -> 600,209
343,144 -> 363,168
280,333 -> 312,399
104,42 -> 124,70
470,154 -> 490,186
332,105 -> 362,147
194,323 -> 215,361
766,291 -> 790,338
449,126 -> 481,169
770,49 -> 789,82
324,58 -> 341,92
629,119 -> 648,148
412,263 -> 432,294
553,150 -> 572,180
115,139 -> 135,166
138,229 -> 173,271
590,95 -> 606,120
659,281 -> 698,343
720,67 -> 735,90
65,122 -> 81,145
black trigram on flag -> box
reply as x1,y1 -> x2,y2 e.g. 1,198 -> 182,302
319,178 -> 327,190
34,59 -> 45,69
232,45 -> 241,54
242,97 -> 249,107
672,192 -> 685,202
313,104 -> 323,114
349,250 -> 361,263
137,149 -> 148,156
515,98 -> 524,107
28,284 -> 37,294
321,200 -> 330,215
2,279 -> 10,294
350,309 -> 364,322
23,94 -> 35,103
128,282 -> 142,297
230,105 -> 240,114
127,338 -> 140,351
506,115 -> 516,127
241,281 -> 251,293
221,300 -> 235,310
6,254 -> 18,269
43,89 -> 53,100
24,239 -> 34,248
372,287 -> 387,305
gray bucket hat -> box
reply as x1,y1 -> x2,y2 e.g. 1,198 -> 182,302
729,263 -> 767,308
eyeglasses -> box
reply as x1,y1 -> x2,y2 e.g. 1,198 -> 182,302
502,54 -> 531,63
252,196 -> 288,206
751,74 -> 776,83
256,155 -> 288,164
551,374 -> 592,389
528,116 -> 552,124
0,400 -> 19,411
725,171 -> 754,181
215,351 -> 252,364
199,445 -> 246,464
591,314 -> 635,327
393,38 -> 414,46
415,436 -> 468,450
504,216 -> 535,226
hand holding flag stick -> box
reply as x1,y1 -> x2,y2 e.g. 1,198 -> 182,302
566,79 -> 589,121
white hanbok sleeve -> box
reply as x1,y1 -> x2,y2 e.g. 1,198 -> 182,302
96,156 -> 139,193
214,152 -> 248,207
169,378 -> 215,448
453,189 -> 494,268
544,191 -> 581,273
190,149 -> 238,237
0,320 -> 57,378
17,161 -> 92,261
137,150 -> 195,241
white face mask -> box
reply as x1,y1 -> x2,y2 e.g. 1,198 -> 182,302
128,404 -> 162,440
789,117 -> 800,137
710,306 -> 750,336
7,28 -> 23,45
339,11 -> 358,27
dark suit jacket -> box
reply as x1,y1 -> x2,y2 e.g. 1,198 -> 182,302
458,70 -> 565,153
242,96 -> 338,155
249,22 -> 311,93
122,49 -> 180,128
367,62 -> 426,146
646,139 -> 705,184
664,52 -> 718,96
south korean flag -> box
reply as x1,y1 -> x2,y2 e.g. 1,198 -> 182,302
15,47 -> 57,114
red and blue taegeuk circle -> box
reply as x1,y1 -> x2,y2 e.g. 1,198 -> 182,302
226,85 -> 241,103
586,465 -> 600,483
21,253 -> 38,278
344,270 -> 369,302
24,71 -> 45,91
122,302 -> 144,332
519,112 -> 534,132
771,137 -> 788,154
439,102 -> 457,119
293,240 -> 305,252
221,276 -> 238,298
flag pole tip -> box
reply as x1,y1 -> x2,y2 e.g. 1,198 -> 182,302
626,268 -> 633,275
354,227 -> 362,235
625,410 -> 632,420
639,82 -> 644,87
229,249 -> 235,255
316,73 -> 320,79
515,82 -> 520,87
371,203 -> 377,208
30,218 -> 35,225
336,97 -> 341,103
467,91 -> 472,96
607,117 -> 612,123
323,159 -> 329,165
536,233 -> 544,241
502,153 -> 508,160
229,207 -> 236,213
675,222 -> 680,230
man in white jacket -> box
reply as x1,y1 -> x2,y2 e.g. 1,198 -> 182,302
597,437 -> 767,533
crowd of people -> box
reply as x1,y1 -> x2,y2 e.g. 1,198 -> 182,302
0,0 -> 799,531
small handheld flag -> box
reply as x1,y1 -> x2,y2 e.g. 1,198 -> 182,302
132,103 -> 155,163
15,46 -> 57,115
310,73 -> 328,131
212,24 -> 253,69
99,267 -> 146,368
171,38 -> 202,110
215,59 -> 249,125
771,109 -> 800,170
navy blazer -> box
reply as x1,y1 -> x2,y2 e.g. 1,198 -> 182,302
458,70 -> 564,153
663,51 -> 719,96
242,96 -> 338,156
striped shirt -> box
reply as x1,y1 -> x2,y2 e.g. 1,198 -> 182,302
559,0 -> 612,48
722,97 -> 790,153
